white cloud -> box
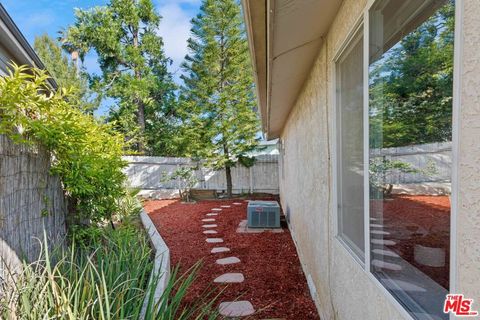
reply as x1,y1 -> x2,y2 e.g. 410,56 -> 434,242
156,0 -> 200,82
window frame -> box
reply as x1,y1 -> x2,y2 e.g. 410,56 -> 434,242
332,0 -> 462,319
332,19 -> 366,267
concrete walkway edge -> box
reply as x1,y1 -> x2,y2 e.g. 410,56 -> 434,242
140,209 -> 170,319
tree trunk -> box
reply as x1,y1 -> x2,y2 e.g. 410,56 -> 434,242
136,100 -> 146,152
225,165 -> 233,198
132,27 -> 145,153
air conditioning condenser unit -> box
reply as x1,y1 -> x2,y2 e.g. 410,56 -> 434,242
247,201 -> 281,228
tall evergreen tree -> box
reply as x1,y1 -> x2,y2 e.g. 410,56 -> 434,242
369,1 -> 454,148
180,0 -> 260,197
61,0 -> 176,153
34,34 -> 99,113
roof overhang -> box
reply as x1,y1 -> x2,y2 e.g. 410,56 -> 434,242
242,0 -> 342,139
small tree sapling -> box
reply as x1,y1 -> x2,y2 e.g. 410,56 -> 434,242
162,167 -> 199,202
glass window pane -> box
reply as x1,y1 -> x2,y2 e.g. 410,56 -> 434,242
368,1 -> 454,319
336,30 -> 364,260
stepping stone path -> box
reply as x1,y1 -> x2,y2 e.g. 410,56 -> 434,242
203,224 -> 217,228
219,301 -> 255,317
214,273 -> 244,283
211,247 -> 230,253
216,256 -> 240,265
206,238 -> 223,243
203,230 -> 218,234
200,203 -> 255,318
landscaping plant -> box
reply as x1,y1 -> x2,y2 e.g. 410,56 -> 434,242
369,157 -> 438,197
0,64 -> 127,224
0,225 -> 219,319
162,167 -> 199,202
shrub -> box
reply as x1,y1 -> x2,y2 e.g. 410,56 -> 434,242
0,225 -> 219,319
162,166 -> 198,202
0,64 -> 127,223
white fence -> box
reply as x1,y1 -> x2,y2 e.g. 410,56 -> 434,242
371,142 -> 452,184
123,155 -> 279,197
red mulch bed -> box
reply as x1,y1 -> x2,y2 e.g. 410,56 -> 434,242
144,198 -> 320,320
371,195 -> 450,288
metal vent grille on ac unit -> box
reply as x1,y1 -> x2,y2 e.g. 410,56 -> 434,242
247,201 -> 280,228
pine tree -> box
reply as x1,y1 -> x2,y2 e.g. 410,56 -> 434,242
61,0 -> 176,153
34,34 -> 99,113
180,0 -> 260,197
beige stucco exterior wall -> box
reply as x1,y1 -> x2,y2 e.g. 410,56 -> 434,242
279,0 -> 480,319
456,0 -> 480,306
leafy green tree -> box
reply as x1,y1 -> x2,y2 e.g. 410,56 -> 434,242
0,65 -> 126,225
179,0 -> 260,197
369,1 -> 454,148
34,34 -> 99,113
61,0 -> 176,153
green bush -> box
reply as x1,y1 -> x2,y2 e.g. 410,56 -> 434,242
0,224 -> 219,319
0,64 -> 127,223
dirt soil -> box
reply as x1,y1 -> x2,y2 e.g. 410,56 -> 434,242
144,198 -> 320,320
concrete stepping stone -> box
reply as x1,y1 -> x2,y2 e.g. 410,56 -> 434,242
372,248 -> 400,258
216,256 -> 240,265
233,202 -> 242,205
372,259 -> 402,271
206,213 -> 218,216
371,238 -> 396,246
211,247 -> 230,254
203,224 -> 217,228
203,230 -> 218,234
219,301 -> 255,317
206,238 -> 223,243
202,218 -> 216,222
221,205 -> 231,208
214,273 -> 245,283
371,229 -> 390,235
212,208 -> 222,211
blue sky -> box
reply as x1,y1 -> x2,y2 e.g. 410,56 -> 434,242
1,0 -> 201,115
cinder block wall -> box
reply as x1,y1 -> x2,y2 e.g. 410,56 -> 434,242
0,135 -> 66,277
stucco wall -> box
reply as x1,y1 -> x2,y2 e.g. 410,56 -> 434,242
456,0 -> 480,306
277,0 -> 480,319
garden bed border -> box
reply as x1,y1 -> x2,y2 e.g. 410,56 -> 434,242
140,208 -> 170,318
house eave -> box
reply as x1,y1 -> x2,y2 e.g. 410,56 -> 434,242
242,0 -> 342,139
